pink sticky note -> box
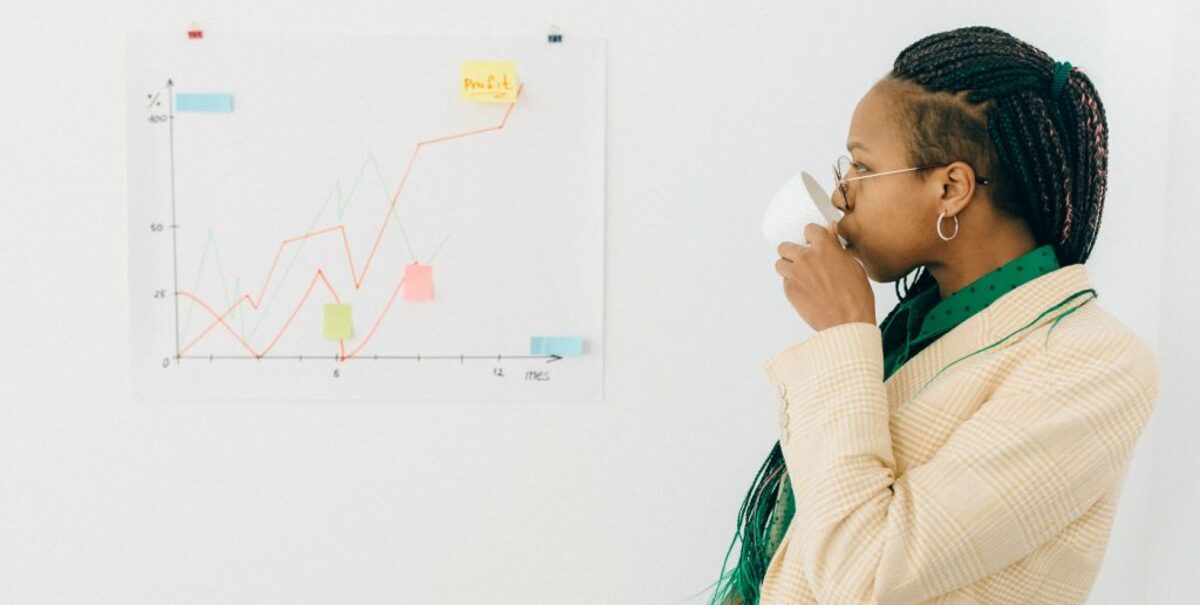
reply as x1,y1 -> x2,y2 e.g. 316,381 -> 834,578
403,263 -> 433,301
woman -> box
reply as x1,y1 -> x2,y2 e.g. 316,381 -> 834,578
709,25 -> 1159,604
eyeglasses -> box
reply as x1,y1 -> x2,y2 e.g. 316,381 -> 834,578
832,154 -> 991,212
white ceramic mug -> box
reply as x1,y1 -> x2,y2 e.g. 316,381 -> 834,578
762,170 -> 848,249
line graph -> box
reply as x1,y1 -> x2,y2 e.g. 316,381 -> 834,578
173,85 -> 523,362
176,153 -> 452,346
128,32 -> 605,400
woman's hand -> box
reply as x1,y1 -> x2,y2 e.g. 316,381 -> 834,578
774,220 -> 875,332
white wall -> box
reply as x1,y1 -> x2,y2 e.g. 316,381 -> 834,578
1146,0 -> 1200,601
1,0 -> 1194,602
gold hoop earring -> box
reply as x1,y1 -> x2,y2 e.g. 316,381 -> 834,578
937,211 -> 959,241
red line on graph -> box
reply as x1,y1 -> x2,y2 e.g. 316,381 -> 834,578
177,84 -> 522,361
178,268 -> 343,357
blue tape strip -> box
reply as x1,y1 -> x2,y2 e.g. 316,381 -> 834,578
176,93 -> 233,112
530,336 -> 584,356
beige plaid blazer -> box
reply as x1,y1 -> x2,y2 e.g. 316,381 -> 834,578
758,263 -> 1159,604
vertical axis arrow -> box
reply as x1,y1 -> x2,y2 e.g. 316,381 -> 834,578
168,78 -> 181,361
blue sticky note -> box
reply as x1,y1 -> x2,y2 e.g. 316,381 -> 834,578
176,93 -> 233,112
531,336 -> 584,356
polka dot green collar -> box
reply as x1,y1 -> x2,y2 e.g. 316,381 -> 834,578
917,244 -> 1060,342
884,244 -> 1060,371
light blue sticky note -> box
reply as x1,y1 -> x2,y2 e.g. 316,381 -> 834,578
531,336 -> 584,356
176,93 -> 233,112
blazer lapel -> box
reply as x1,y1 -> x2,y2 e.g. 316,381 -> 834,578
884,263 -> 1096,411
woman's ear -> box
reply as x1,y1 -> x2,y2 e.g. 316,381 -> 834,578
940,160 -> 977,212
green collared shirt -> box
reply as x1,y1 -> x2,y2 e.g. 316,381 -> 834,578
881,244 -> 1060,378
763,244 -> 1061,563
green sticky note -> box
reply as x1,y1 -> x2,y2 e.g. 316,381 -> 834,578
323,303 -> 353,340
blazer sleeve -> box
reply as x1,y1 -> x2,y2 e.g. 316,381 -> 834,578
763,321 -> 1159,605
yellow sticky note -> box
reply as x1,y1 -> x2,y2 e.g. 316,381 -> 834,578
461,60 -> 519,102
323,303 -> 352,340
